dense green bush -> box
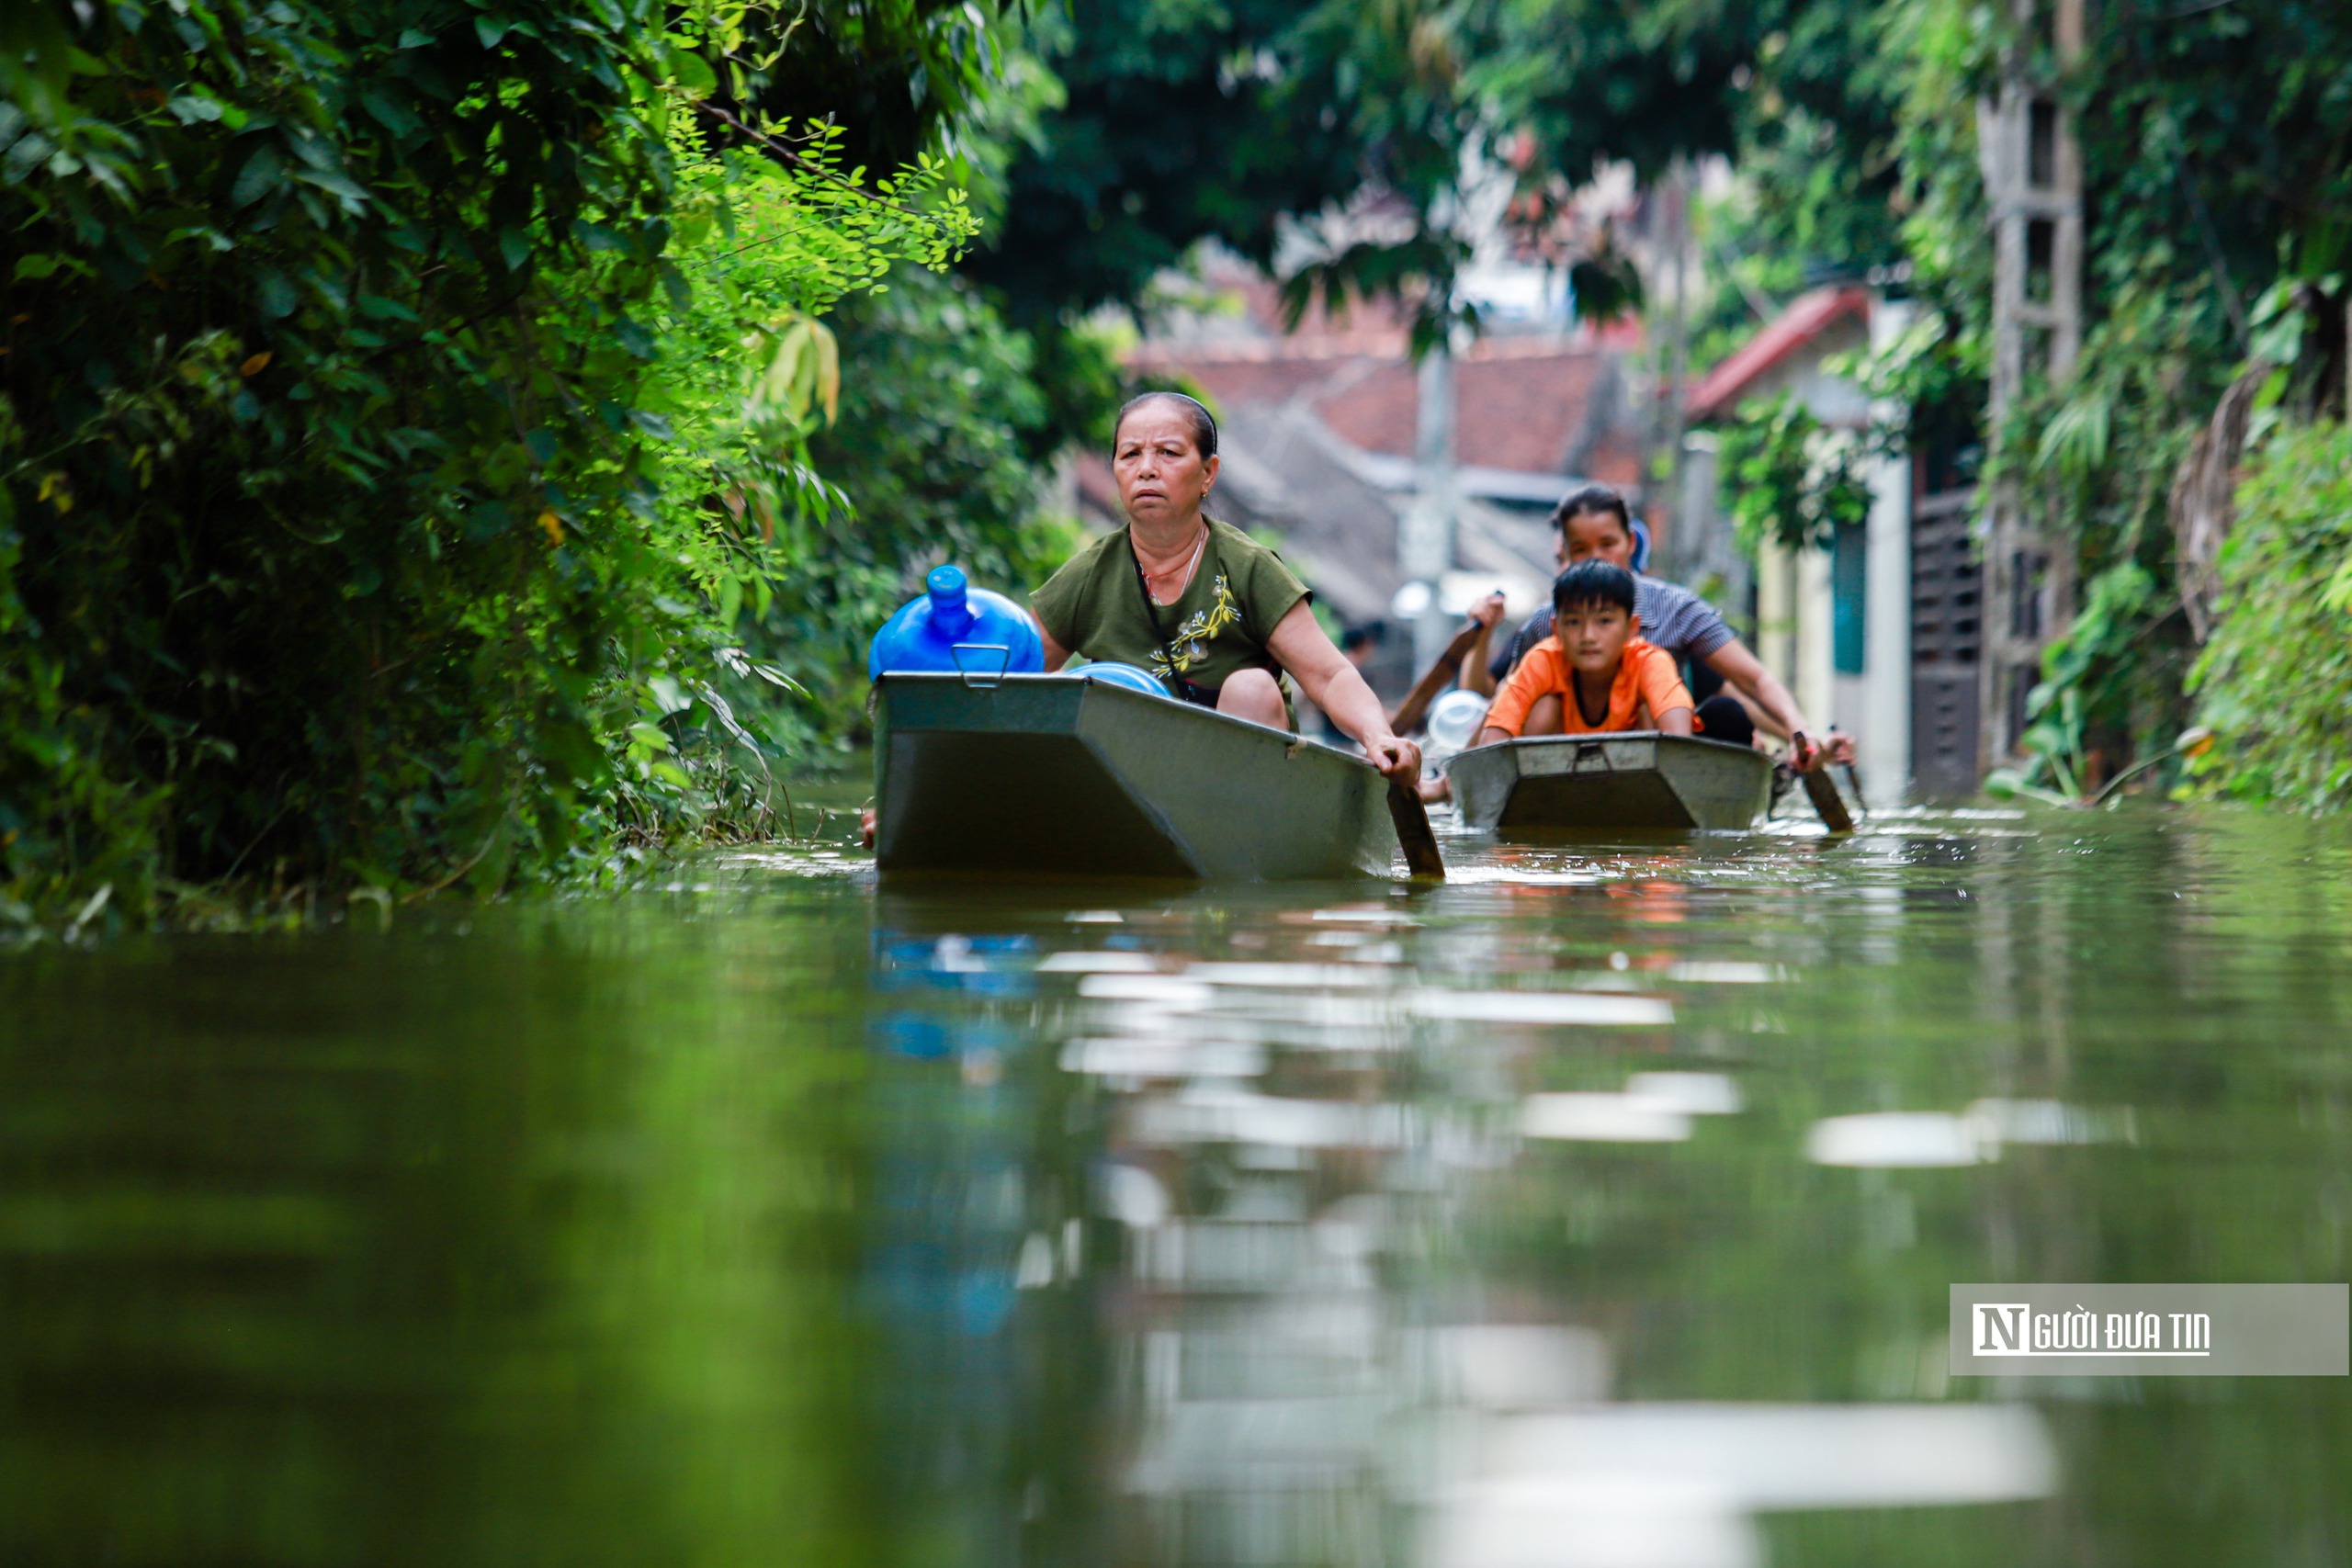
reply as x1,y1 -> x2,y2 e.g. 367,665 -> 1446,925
1,0 -> 681,914
0,2 -> 978,919
2185,423 -> 2352,810
605,130 -> 977,843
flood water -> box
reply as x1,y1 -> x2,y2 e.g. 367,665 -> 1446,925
4,805 -> 2348,1567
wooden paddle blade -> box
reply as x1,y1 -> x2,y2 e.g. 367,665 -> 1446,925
1387,781 -> 1447,879
1802,765 -> 1857,834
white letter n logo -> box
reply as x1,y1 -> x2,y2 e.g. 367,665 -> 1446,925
1976,1303 -> 2030,1355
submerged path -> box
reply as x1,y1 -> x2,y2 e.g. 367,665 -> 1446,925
3,807 -> 2347,1565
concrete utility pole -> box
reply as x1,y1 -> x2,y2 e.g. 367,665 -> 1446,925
1657,159 -> 1691,579
1405,333 -> 1458,671
1977,0 -> 2084,771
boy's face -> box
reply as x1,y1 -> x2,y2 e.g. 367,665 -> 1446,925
1555,511 -> 1636,570
1556,599 -> 1636,677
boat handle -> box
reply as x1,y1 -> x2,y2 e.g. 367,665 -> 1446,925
952,643 -> 1013,688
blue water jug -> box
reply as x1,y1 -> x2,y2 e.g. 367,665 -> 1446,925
867,564 -> 1044,681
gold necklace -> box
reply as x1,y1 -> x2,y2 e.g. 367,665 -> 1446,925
1136,523 -> 1209,602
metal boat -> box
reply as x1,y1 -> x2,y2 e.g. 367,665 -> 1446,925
872,672 -> 1397,879
1444,731 -> 1773,832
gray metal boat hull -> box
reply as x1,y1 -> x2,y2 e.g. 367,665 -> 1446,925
1444,731 -> 1772,832
874,673 -> 1396,879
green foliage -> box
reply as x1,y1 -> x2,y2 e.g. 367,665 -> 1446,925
958,0 -> 1379,436
1741,3 -> 1908,275
751,265 -> 1083,752
974,0 -> 1634,372
1891,0 -> 2352,782
1275,0 -> 1489,353
1715,394 -> 1871,556
1989,560 -> 2163,803
1486,0 -> 1902,299
1,0 -> 681,915
0,1 -> 981,921
639,124 -> 978,625
594,129 -> 980,850
2185,423 -> 2352,810
1479,0 -> 1760,181
711,0 -> 1017,179
1648,0 -> 2352,781
965,1 -> 1363,326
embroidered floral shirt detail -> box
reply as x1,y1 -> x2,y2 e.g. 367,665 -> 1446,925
1149,573 -> 1245,679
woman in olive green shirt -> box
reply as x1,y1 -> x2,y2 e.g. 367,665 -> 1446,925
1030,393 -> 1421,789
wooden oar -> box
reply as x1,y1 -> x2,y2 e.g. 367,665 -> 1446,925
1800,756 -> 1857,834
1388,780 -> 1447,879
1386,615 -> 1492,736
1802,767 -> 1855,833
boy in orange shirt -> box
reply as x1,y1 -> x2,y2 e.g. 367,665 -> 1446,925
1474,560 -> 1698,746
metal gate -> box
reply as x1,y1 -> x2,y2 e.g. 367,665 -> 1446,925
1909,485 -> 1983,796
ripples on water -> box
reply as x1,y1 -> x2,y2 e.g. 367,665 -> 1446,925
3,807 -> 2348,1566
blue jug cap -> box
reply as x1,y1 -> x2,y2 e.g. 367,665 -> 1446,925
926,564 -> 974,638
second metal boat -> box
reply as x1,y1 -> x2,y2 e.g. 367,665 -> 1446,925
1444,731 -> 1773,831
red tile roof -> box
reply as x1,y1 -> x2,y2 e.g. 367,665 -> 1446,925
1132,338 -> 1628,477
1115,256 -> 1649,506
1683,287 -> 1871,422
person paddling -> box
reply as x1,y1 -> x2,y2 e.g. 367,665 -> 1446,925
1472,561 -> 1698,747
1467,484 -> 1853,772
1029,392 -> 1421,788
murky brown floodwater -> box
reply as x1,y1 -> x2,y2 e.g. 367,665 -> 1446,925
3,804 -> 2347,1567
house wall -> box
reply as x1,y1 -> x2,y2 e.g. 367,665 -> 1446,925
1702,296 -> 1917,804
1859,300 -> 1917,807
1795,547 -> 1836,743
1753,537 -> 1835,747
1755,543 -> 1795,698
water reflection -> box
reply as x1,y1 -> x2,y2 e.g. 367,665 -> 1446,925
3,807 -> 2349,1566
1808,1100 -> 2127,1168
1421,1403 -> 2055,1568
1521,1069 -> 1745,1144
1028,887 -> 2063,1568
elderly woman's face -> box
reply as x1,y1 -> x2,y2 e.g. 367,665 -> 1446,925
1113,404 -> 1217,528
